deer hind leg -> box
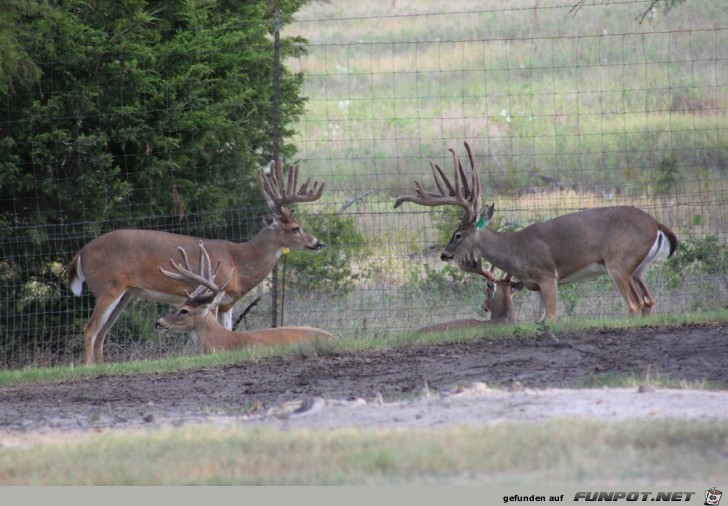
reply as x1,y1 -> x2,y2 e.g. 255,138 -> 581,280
93,291 -> 134,364
632,231 -> 669,316
632,240 -> 665,316
606,265 -> 644,316
633,274 -> 655,316
83,291 -> 129,365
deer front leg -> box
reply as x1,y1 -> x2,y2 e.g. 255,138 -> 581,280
533,291 -> 546,321
538,278 -> 559,321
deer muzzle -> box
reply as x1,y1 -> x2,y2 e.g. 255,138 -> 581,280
309,239 -> 325,251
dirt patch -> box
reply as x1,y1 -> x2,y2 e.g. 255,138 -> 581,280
1,322 -> 726,445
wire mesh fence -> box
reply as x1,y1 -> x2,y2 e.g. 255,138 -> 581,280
1,1 -> 726,368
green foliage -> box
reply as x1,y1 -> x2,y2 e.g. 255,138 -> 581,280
284,210 -> 370,295
0,0 -> 309,240
560,284 -> 579,318
0,0 -> 310,364
667,235 -> 726,276
402,259 -> 468,297
655,155 -> 681,195
431,207 -> 462,246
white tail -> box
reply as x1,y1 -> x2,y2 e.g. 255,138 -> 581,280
416,253 -> 522,334
396,142 -> 678,321
68,159 -> 326,365
155,241 -> 335,353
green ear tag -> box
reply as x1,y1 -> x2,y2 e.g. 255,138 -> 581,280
476,216 -> 487,229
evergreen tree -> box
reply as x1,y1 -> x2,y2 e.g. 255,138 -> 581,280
0,0 -> 309,361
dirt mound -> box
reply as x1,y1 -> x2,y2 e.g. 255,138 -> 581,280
0,322 -> 725,443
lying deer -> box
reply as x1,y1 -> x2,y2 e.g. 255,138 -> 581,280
396,142 -> 678,321
156,241 -> 335,353
68,159 -> 325,364
417,254 -> 522,334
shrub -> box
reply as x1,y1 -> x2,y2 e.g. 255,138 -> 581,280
284,209 -> 370,295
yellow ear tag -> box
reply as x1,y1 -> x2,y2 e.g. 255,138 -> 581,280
282,247 -> 290,255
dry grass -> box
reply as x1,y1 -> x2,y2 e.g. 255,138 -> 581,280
1,419 -> 727,484
269,0 -> 728,340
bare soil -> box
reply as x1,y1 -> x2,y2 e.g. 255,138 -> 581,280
1,322 -> 726,446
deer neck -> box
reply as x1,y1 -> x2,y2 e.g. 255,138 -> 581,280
195,312 -> 251,352
490,301 -> 510,320
489,289 -> 513,322
472,228 -> 519,274
229,228 -> 285,291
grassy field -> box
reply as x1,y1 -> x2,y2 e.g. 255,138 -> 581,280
2,420 -> 727,485
2,309 -> 726,386
2,311 -> 726,486
266,0 -> 728,341
1,3 -> 725,486
285,0 -> 727,192
4,1 -> 725,368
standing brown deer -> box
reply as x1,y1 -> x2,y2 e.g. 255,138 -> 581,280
68,159 -> 325,365
155,241 -> 335,353
416,253 -> 522,334
395,142 -> 678,321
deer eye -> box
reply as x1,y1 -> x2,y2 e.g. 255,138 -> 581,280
179,309 -> 189,316
291,226 -> 301,234
454,232 -> 463,242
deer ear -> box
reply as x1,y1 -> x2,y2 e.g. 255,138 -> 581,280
475,203 -> 494,229
211,290 -> 226,307
262,214 -> 283,228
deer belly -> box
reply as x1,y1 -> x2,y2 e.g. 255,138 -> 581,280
558,262 -> 608,284
132,288 -> 186,304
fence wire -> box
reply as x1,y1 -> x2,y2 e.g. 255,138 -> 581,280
1,1 -> 726,367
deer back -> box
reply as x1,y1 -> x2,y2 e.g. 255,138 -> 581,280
69,159 -> 325,310
449,206 -> 670,287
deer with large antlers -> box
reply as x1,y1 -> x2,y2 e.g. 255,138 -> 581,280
417,253 -> 523,334
395,142 -> 678,321
68,159 -> 325,365
155,241 -> 335,352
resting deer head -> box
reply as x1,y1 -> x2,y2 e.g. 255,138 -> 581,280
155,240 -> 233,334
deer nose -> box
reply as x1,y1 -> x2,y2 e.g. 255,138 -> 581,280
312,240 -> 324,251
440,251 -> 453,261
154,320 -> 164,330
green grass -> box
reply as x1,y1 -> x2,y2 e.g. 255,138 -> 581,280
286,0 -> 728,192
576,369 -> 715,390
2,309 -> 726,388
2,6 -> 724,485
266,0 -> 728,349
4,0 -> 726,370
1,419 -> 726,484
2,310 -> 725,486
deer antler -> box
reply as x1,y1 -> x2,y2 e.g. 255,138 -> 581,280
257,158 -> 326,221
458,252 -> 518,285
457,251 -> 496,281
159,241 -> 234,304
394,142 -> 481,226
